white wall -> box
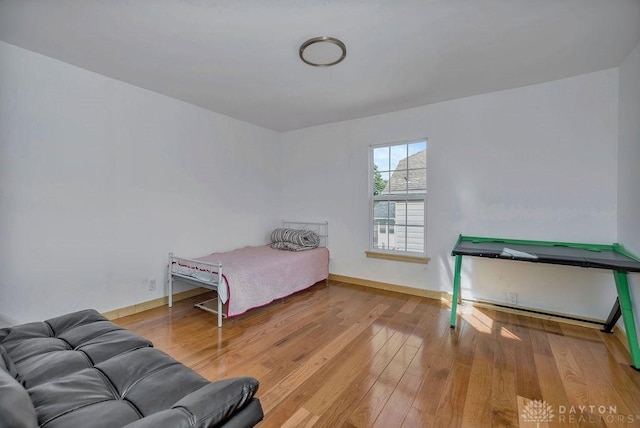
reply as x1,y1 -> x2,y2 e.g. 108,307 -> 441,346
618,41 -> 640,332
280,69 -> 620,320
0,39 -> 626,326
0,42 -> 281,324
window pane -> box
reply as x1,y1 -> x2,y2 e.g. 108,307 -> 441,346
405,200 -> 424,226
374,171 -> 390,195
407,169 -> 426,192
405,225 -> 424,253
373,201 -> 395,250
394,200 -> 408,252
408,140 -> 426,154
373,146 -> 389,171
389,171 -> 407,194
394,200 -> 407,224
408,144 -> 426,169
389,144 -> 406,171
373,200 -> 391,220
392,200 -> 424,252
373,223 -> 386,249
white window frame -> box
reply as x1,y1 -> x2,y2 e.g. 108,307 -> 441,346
368,139 -> 428,262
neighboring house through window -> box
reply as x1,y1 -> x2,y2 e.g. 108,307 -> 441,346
370,139 -> 427,260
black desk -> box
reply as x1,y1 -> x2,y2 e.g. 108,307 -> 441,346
450,235 -> 640,370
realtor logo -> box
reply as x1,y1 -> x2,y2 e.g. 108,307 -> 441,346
519,397 -> 640,425
521,399 -> 554,427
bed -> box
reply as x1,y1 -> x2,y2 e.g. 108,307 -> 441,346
168,221 -> 329,327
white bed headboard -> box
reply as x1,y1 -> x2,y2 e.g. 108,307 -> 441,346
282,220 -> 329,249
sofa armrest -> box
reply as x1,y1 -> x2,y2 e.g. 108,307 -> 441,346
174,376 -> 259,424
124,377 -> 261,428
122,408 -> 196,428
0,369 -> 38,428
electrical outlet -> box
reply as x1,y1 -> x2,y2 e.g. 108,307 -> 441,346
148,279 -> 157,291
507,292 -> 518,305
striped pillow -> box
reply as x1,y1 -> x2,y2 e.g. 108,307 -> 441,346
270,228 -> 320,251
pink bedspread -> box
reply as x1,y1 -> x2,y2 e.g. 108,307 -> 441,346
195,245 -> 329,317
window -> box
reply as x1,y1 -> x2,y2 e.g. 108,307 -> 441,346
369,139 -> 427,260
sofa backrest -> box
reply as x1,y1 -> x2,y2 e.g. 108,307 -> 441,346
1,309 -> 153,389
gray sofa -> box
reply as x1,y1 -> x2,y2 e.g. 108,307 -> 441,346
0,309 -> 263,427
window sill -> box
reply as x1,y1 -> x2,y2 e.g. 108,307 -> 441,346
365,251 -> 430,264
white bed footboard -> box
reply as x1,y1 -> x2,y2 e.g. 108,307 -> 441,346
168,253 -> 225,327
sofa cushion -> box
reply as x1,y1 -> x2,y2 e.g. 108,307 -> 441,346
96,347 -> 210,415
16,350 -> 92,389
41,400 -> 142,428
72,328 -> 154,364
0,368 -> 38,428
1,309 -> 152,387
28,367 -> 142,427
45,308 -> 108,335
1,323 -> 63,363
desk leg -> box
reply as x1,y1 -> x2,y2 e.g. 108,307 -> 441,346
602,297 -> 621,333
613,270 -> 640,370
451,255 -> 462,328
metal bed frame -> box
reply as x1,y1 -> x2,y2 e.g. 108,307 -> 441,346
168,221 -> 329,328
168,256 -> 224,326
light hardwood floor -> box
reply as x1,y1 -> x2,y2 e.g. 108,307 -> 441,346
114,280 -> 640,427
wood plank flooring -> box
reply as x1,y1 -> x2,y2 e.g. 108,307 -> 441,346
114,280 -> 640,427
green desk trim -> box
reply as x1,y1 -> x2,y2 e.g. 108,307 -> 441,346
450,234 -> 640,370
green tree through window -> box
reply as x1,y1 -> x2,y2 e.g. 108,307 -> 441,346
373,164 -> 387,195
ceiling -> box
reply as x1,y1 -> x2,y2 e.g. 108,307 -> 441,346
1,0 -> 639,132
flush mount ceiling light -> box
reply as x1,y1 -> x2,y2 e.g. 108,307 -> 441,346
299,36 -> 347,67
